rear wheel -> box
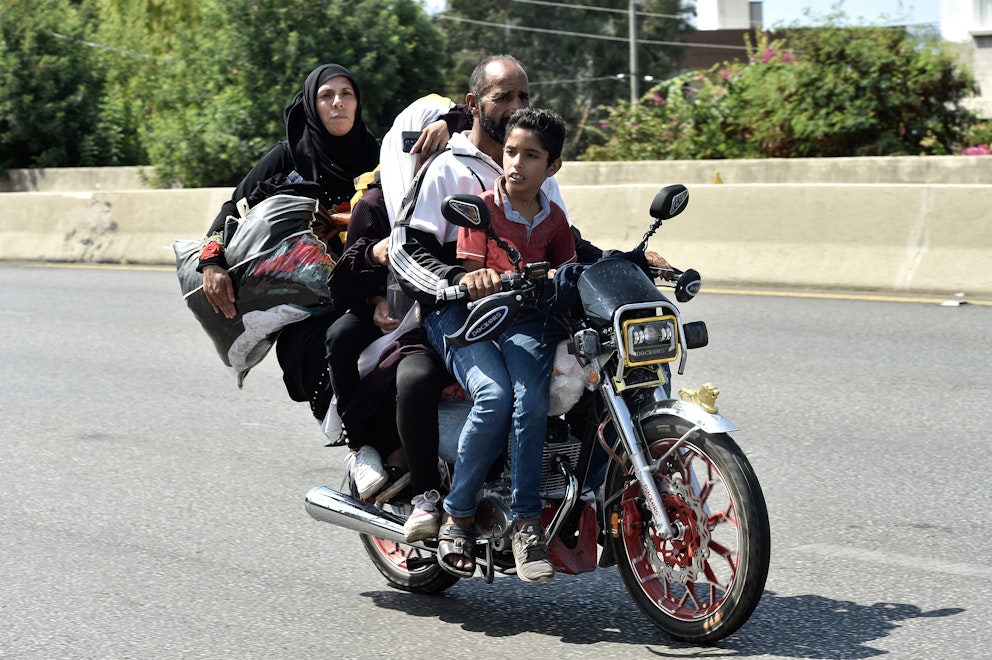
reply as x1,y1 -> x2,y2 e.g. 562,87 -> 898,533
354,485 -> 459,594
606,419 -> 770,643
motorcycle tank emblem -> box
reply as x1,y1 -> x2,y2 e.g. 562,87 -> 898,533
466,306 -> 509,341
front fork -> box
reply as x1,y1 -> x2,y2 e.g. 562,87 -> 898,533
599,381 -> 677,540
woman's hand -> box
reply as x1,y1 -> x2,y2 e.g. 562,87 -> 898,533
202,265 -> 237,319
411,118 -> 450,171
371,237 -> 390,266
372,296 -> 401,334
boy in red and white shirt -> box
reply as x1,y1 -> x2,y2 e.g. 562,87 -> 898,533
455,107 -> 574,583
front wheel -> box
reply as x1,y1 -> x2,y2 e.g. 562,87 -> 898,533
605,419 -> 770,643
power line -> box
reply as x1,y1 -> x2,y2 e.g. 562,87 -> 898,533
530,73 -> 657,86
531,74 -> 623,86
436,15 -> 749,50
508,0 -> 684,20
49,31 -> 175,62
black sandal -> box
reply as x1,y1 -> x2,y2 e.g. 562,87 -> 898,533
437,523 -> 477,578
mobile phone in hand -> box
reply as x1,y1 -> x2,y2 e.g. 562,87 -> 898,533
401,131 -> 422,153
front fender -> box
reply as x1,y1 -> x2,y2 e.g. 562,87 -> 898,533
636,399 -> 738,434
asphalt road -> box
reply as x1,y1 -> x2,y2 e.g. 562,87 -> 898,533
2,264 -> 990,659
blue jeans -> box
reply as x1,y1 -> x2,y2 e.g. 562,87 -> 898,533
426,304 -> 566,521
498,310 -> 568,520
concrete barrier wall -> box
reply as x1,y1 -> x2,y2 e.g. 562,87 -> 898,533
561,183 -> 992,296
555,155 -> 992,186
2,160 -> 991,296
0,189 -> 231,265
6,156 -> 992,191
0,166 -> 153,193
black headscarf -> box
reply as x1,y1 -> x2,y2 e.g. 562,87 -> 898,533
284,64 -> 380,209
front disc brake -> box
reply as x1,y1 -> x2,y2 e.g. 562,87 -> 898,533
646,472 -> 710,584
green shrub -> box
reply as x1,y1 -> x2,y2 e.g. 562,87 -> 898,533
584,24 -> 979,161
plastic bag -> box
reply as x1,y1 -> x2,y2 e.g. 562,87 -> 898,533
173,194 -> 335,386
549,340 -> 593,417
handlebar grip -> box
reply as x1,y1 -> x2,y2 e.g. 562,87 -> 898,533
499,272 -> 520,290
436,271 -> 523,302
650,266 -> 681,281
437,284 -> 467,302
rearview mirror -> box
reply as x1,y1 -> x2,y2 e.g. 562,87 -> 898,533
441,194 -> 490,230
649,184 -> 689,220
441,193 -> 521,270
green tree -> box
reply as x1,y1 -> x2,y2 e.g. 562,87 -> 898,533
143,0 -> 448,188
0,0 -> 107,169
436,0 -> 694,158
586,23 -> 978,161
86,0 -> 204,167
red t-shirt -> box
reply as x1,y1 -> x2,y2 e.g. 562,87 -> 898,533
456,180 -> 576,273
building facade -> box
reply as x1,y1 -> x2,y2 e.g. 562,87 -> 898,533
942,0 -> 992,116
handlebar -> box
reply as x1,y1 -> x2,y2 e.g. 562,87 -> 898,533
650,266 -> 681,283
436,271 -> 527,303
438,261 -> 700,305
654,266 -> 701,303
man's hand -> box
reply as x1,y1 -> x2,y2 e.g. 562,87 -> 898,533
372,297 -> 400,334
645,250 -> 675,280
460,268 -> 502,301
202,265 -> 237,319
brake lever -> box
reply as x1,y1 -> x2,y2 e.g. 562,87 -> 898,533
650,266 -> 681,283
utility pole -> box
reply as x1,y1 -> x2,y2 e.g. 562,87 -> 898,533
629,0 -> 639,104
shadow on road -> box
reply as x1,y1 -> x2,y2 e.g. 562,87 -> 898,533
714,591 -> 963,658
364,585 -> 963,657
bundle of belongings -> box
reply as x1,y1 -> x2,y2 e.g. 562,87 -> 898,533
173,193 -> 335,387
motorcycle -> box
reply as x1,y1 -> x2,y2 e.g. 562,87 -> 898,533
305,185 -> 770,644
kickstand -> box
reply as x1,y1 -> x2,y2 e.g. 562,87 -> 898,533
482,543 -> 495,584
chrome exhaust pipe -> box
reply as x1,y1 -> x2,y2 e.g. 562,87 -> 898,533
305,486 -> 431,550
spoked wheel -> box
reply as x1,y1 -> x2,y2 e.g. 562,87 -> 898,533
353,484 -> 459,594
606,420 -> 770,643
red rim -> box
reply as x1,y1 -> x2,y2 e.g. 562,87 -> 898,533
363,465 -> 452,573
368,536 -> 437,573
619,439 -> 741,621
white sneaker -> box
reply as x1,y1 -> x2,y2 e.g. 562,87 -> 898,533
403,490 -> 443,542
345,446 -> 389,499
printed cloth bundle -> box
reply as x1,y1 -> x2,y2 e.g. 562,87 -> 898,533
173,194 -> 335,386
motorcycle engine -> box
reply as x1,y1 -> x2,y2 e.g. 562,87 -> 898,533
474,484 -> 513,550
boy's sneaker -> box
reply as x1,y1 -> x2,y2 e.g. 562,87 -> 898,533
512,522 -> 555,583
344,446 -> 388,499
403,490 -> 443,542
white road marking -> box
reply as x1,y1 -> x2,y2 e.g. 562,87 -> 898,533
792,543 -> 992,578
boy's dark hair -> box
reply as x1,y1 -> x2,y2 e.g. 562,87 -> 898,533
505,108 -> 566,163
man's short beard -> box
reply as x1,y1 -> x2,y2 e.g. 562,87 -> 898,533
478,106 -> 509,145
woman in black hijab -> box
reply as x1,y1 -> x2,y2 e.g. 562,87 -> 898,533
283,63 -> 380,218
198,63 -> 379,301
196,63 -> 380,418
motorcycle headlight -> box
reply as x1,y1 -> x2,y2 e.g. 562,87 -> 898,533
621,315 -> 678,366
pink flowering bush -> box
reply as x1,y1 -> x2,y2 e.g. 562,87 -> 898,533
756,47 -> 796,65
962,121 -> 992,154
582,25 -> 979,161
